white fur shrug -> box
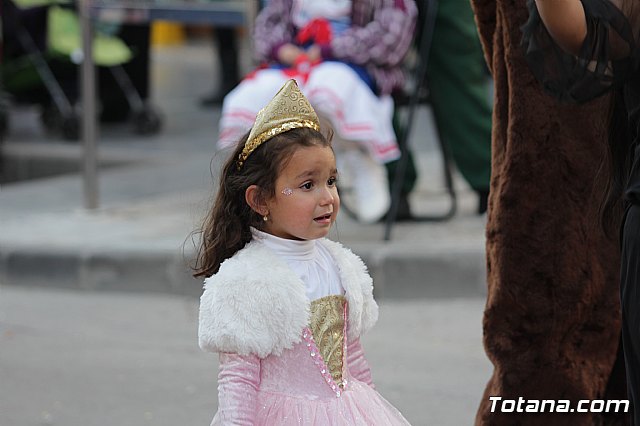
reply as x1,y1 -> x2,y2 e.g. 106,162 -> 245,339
198,238 -> 379,358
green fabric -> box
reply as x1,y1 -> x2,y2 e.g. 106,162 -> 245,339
48,6 -> 132,66
388,0 -> 492,195
425,0 -> 492,191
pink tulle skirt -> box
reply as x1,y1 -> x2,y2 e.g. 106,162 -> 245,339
253,380 -> 411,425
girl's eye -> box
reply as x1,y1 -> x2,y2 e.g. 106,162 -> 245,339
328,177 -> 337,187
301,182 -> 313,190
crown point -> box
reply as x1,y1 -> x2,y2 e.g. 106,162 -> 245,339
237,80 -> 321,169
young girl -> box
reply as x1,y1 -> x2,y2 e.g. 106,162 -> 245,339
194,80 -> 411,425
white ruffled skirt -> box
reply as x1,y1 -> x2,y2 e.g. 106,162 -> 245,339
218,62 -> 400,163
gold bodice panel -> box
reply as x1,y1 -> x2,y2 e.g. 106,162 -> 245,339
309,295 -> 347,388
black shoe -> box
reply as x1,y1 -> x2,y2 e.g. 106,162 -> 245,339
199,92 -> 225,107
476,189 -> 489,215
381,193 -> 414,222
100,104 -> 130,123
199,83 -> 238,108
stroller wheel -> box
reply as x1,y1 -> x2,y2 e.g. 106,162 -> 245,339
61,115 -> 80,141
131,107 -> 162,135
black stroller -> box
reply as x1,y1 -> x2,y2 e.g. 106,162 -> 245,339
0,0 -> 162,141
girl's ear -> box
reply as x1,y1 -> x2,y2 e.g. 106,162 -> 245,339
245,185 -> 268,216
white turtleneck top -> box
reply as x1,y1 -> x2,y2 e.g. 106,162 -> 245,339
251,228 -> 344,301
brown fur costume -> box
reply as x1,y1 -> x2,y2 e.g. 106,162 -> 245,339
470,1 -> 628,424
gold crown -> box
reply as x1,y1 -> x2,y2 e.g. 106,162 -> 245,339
237,79 -> 321,169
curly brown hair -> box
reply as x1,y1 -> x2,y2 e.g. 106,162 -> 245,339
192,127 -> 332,278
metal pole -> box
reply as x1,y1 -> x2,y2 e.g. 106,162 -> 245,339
80,0 -> 99,209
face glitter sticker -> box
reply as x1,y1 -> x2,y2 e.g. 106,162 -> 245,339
281,187 -> 294,196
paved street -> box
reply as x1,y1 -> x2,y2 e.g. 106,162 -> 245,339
0,286 -> 491,426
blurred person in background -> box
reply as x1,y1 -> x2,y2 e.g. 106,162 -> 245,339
426,0 -> 491,215
393,0 -> 492,218
471,1 -> 628,424
526,0 -> 640,422
200,27 -> 240,107
216,0 -> 417,224
99,25 -> 151,122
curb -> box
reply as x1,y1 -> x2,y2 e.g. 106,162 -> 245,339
0,243 -> 487,299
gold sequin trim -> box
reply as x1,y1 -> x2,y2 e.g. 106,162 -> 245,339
310,295 -> 346,388
237,120 -> 321,169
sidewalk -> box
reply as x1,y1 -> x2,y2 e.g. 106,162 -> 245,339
0,43 -> 487,299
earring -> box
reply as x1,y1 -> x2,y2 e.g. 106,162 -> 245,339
263,214 -> 268,222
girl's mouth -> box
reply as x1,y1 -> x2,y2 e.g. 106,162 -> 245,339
314,213 -> 333,223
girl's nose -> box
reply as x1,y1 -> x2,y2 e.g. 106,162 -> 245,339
319,186 -> 336,204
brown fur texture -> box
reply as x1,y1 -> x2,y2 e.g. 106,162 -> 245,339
470,1 -> 628,424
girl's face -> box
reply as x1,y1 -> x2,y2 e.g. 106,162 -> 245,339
263,144 -> 340,240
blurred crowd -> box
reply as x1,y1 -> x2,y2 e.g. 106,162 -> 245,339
0,0 -> 492,223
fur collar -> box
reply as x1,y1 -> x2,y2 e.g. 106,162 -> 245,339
198,238 -> 378,358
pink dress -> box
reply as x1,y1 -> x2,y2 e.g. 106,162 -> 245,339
199,236 -> 411,425
212,297 -> 411,425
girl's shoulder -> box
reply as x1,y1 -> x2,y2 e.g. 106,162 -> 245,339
198,240 -> 310,357
317,238 -> 373,296
211,239 -> 287,279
